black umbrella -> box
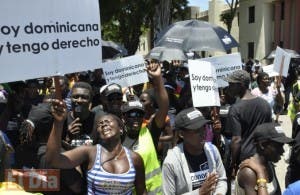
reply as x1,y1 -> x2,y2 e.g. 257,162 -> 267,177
145,46 -> 188,61
155,19 -> 239,52
102,40 -> 128,59
265,49 -> 300,59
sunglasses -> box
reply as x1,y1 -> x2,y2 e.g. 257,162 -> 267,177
125,112 -> 144,118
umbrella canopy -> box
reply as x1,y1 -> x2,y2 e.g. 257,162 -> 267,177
154,19 -> 239,52
145,46 -> 188,61
265,49 -> 300,59
102,40 -> 128,59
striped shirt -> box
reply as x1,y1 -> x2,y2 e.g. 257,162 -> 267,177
87,145 -> 136,195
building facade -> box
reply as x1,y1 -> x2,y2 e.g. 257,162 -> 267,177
137,0 -> 300,61
238,0 -> 300,61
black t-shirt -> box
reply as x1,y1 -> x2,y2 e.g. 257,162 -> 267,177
225,97 -> 272,162
63,111 -> 99,147
184,149 -> 209,190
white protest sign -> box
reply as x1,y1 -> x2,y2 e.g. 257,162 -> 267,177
273,46 -> 292,77
198,53 -> 242,88
102,55 -> 148,87
262,64 -> 279,77
0,0 -> 101,83
188,60 -> 220,107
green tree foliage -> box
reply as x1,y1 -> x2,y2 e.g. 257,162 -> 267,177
100,0 -> 188,55
220,0 -> 239,34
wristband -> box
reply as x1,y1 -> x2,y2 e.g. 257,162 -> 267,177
255,183 -> 268,191
257,178 -> 267,184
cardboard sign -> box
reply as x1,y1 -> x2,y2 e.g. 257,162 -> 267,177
0,0 -> 101,83
273,46 -> 292,77
102,55 -> 149,87
198,53 -> 242,88
188,60 -> 220,107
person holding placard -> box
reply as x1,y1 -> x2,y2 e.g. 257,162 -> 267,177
121,62 -> 169,194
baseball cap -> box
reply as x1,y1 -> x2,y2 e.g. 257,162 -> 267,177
223,70 -> 250,84
175,107 -> 210,130
253,123 -> 293,144
27,103 -> 54,131
101,83 -> 122,97
121,100 -> 145,113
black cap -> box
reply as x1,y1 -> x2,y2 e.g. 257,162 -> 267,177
27,103 -> 54,131
223,70 -> 251,84
175,107 -> 210,130
101,83 -> 122,97
121,100 -> 144,113
253,123 -> 294,144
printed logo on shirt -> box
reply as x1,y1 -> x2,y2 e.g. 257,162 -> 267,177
190,162 -> 209,189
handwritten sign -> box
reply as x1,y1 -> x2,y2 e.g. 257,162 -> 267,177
0,0 -> 101,83
188,60 -> 220,107
102,55 -> 148,87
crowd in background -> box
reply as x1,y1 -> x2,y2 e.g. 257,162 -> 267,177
1,57 -> 300,195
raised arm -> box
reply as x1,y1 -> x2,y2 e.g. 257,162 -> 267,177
146,61 -> 169,129
46,99 -> 90,169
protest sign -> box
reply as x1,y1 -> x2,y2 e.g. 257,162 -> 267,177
0,0 -> 101,83
262,64 -> 279,77
273,46 -> 292,77
188,60 -> 220,107
198,53 -> 242,88
102,55 -> 148,87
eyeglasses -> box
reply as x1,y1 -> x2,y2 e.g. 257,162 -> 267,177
125,112 -> 144,118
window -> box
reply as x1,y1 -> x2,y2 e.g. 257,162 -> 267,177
249,6 -> 255,23
281,2 -> 285,20
248,42 -> 254,59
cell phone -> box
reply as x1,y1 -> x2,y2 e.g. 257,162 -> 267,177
73,105 -> 82,120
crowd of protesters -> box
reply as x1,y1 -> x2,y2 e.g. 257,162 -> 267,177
1,57 -> 300,195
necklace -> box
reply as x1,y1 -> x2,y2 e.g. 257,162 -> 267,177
113,147 -> 124,161
101,146 -> 124,166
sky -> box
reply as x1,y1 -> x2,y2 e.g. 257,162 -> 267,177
188,0 -> 209,10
